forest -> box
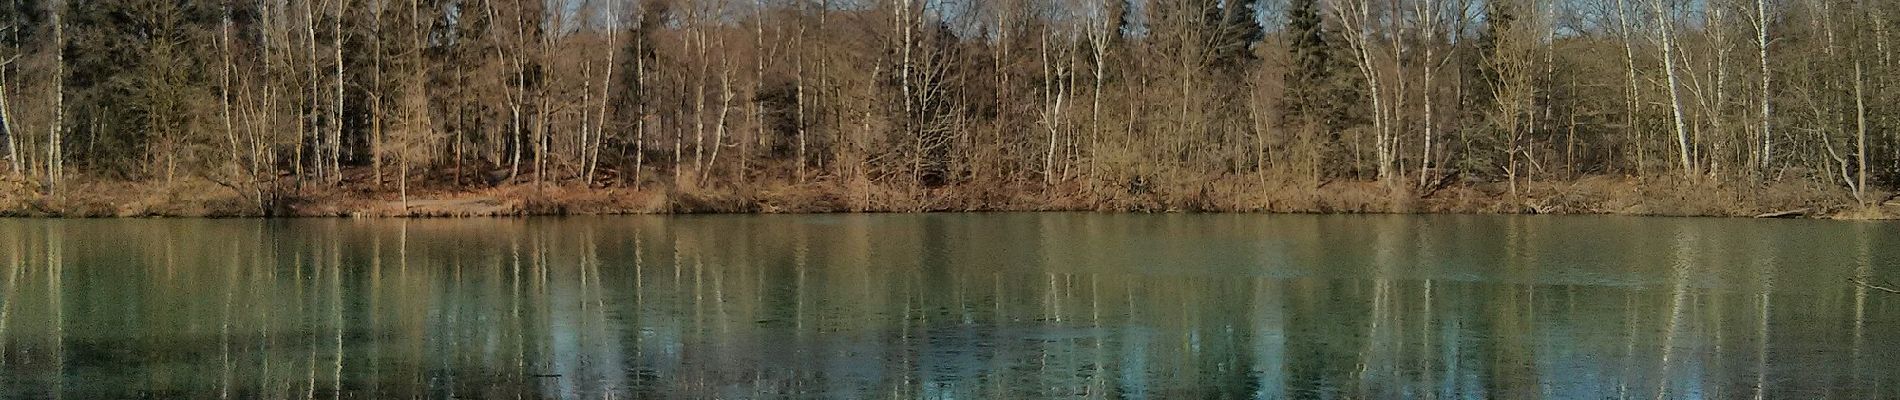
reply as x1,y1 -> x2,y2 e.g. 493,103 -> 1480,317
0,0 -> 1896,216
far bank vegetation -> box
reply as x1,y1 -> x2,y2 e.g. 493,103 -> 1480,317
0,0 -> 1895,217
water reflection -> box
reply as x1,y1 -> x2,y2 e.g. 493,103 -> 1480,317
0,215 -> 1896,399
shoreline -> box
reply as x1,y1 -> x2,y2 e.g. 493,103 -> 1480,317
3,174 -> 1891,220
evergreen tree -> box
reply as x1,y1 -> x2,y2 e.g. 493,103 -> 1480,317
1206,0 -> 1264,70
1282,0 -> 1328,123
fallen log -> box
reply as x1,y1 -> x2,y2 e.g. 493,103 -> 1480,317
1754,208 -> 1809,218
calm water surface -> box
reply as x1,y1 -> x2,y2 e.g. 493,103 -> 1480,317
0,214 -> 1897,399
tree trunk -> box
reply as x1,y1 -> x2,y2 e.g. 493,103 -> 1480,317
371,3 -> 385,186
749,0 -> 766,186
305,0 -> 320,182
706,68 -> 733,185
1088,5 -> 1113,192
1756,0 -> 1773,172
692,22 -> 706,178
1854,59 -> 1868,203
1418,0 -> 1440,189
1654,0 -> 1695,177
589,4 -> 615,185
2,56 -> 19,181
581,61 -> 594,182
1041,30 -> 1064,186
1615,0 -> 1644,175
333,0 -> 347,184
222,6 -> 243,182
1708,3 -> 1731,179
47,7 -> 62,191
795,33 -> 808,183
634,31 -> 646,188
1336,0 -> 1393,182
492,2 -> 524,182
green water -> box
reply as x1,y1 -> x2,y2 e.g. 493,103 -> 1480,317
0,214 -> 1895,399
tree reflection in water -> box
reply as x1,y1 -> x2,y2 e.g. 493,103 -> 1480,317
0,215 -> 1894,399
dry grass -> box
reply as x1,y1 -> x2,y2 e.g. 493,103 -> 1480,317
0,177 -> 257,217
0,169 -> 1877,219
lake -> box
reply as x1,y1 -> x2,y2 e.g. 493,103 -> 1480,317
0,214 -> 1896,399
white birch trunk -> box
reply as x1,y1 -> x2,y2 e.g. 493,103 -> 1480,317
1654,0 -> 1695,176
222,6 -> 242,181
1755,0 -> 1772,171
47,7 -> 62,190
1,56 -> 19,181
1615,0 -> 1645,174
588,0 -> 617,185
332,0 -> 346,184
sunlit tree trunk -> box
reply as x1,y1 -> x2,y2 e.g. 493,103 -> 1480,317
1614,0 -> 1645,175
691,9 -> 707,179
1754,0 -> 1773,172
587,0 -> 615,185
0,6 -> 19,183
794,29 -> 808,183
1040,27 -> 1073,187
1085,1 -> 1118,192
898,0 -> 915,180
1708,2 -> 1734,179
534,10 -> 553,187
1853,59 -> 1868,203
633,19 -> 647,187
747,0 -> 767,186
256,0 -> 282,191
497,1 -> 527,183
307,0 -> 326,182
332,0 -> 347,184
706,64 -> 734,185
221,6 -> 243,182
1654,0 -> 1695,177
1,54 -> 19,181
1334,0 -> 1395,183
1417,0 -> 1442,188
581,62 -> 595,182
47,6 -> 62,191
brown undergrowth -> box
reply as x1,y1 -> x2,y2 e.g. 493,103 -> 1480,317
0,169 -> 1890,219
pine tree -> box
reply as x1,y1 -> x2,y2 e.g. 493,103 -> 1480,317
1206,0 -> 1264,70
1282,0 -> 1329,123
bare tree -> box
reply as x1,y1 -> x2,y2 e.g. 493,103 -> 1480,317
1752,0 -> 1772,171
46,2 -> 60,191
1333,0 -> 1401,183
1416,0 -> 1473,188
1083,0 -> 1120,189
586,0 -> 618,185
1486,0 -> 1539,197
331,0 -> 346,184
1653,0 -> 1695,176
1610,0 -> 1646,174
1,25 -> 20,180
4,0 -> 1900,214
220,4 -> 241,181
1039,10 -> 1077,186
